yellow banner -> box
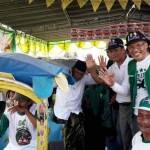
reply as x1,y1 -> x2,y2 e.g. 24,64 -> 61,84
143,0 -> 150,6
46,0 -> 55,7
90,0 -> 102,12
118,0 -> 128,10
104,0 -> 115,12
61,0 -> 73,10
77,0 -> 88,8
19,36 -> 30,54
58,43 -> 65,50
28,0 -> 34,4
132,0 -> 142,10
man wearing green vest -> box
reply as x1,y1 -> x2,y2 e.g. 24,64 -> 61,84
99,31 -> 150,122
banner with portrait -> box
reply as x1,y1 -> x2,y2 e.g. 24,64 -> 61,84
0,29 -> 16,53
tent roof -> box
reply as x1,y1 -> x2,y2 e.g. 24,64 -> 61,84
0,0 -> 149,41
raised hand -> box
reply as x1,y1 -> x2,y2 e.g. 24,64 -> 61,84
8,105 -> 28,114
85,54 -> 96,69
99,68 -> 115,86
98,55 -> 107,70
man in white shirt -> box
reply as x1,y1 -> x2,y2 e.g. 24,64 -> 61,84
99,31 -> 150,117
54,60 -> 97,150
104,38 -> 135,150
132,96 -> 150,150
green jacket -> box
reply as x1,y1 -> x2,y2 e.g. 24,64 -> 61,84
128,59 -> 150,108
0,114 -> 9,137
82,85 -> 113,128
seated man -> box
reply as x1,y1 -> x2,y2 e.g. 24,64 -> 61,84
132,96 -> 150,150
0,93 -> 37,150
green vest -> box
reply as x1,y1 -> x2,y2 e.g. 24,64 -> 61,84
128,59 -> 150,108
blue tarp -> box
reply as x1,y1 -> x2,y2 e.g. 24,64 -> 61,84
48,118 -> 63,142
48,109 -> 63,142
0,53 -> 69,86
0,53 -> 73,98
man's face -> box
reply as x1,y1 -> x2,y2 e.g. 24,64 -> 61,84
72,68 -> 85,81
137,109 -> 150,135
107,47 -> 126,62
127,41 -> 149,61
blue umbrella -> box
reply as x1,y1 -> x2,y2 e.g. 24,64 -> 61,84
0,53 -> 70,98
0,53 -> 69,85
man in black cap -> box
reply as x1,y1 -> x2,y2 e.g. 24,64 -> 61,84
102,37 -> 134,150
126,31 -> 150,115
99,31 -> 150,147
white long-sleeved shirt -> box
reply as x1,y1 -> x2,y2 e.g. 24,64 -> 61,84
54,73 -> 96,120
108,56 -> 131,103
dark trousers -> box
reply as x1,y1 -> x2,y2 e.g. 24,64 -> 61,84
118,104 -> 138,150
64,112 -> 85,150
84,109 -> 105,150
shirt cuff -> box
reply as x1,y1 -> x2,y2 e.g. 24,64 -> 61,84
111,82 -> 120,91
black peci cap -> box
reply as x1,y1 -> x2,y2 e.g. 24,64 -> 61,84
73,60 -> 87,72
107,38 -> 124,51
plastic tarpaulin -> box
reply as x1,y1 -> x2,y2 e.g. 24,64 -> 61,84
0,53 -> 69,86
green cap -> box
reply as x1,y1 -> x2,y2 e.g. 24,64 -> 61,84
135,96 -> 150,111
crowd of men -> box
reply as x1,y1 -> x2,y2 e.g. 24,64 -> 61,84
0,31 -> 150,150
